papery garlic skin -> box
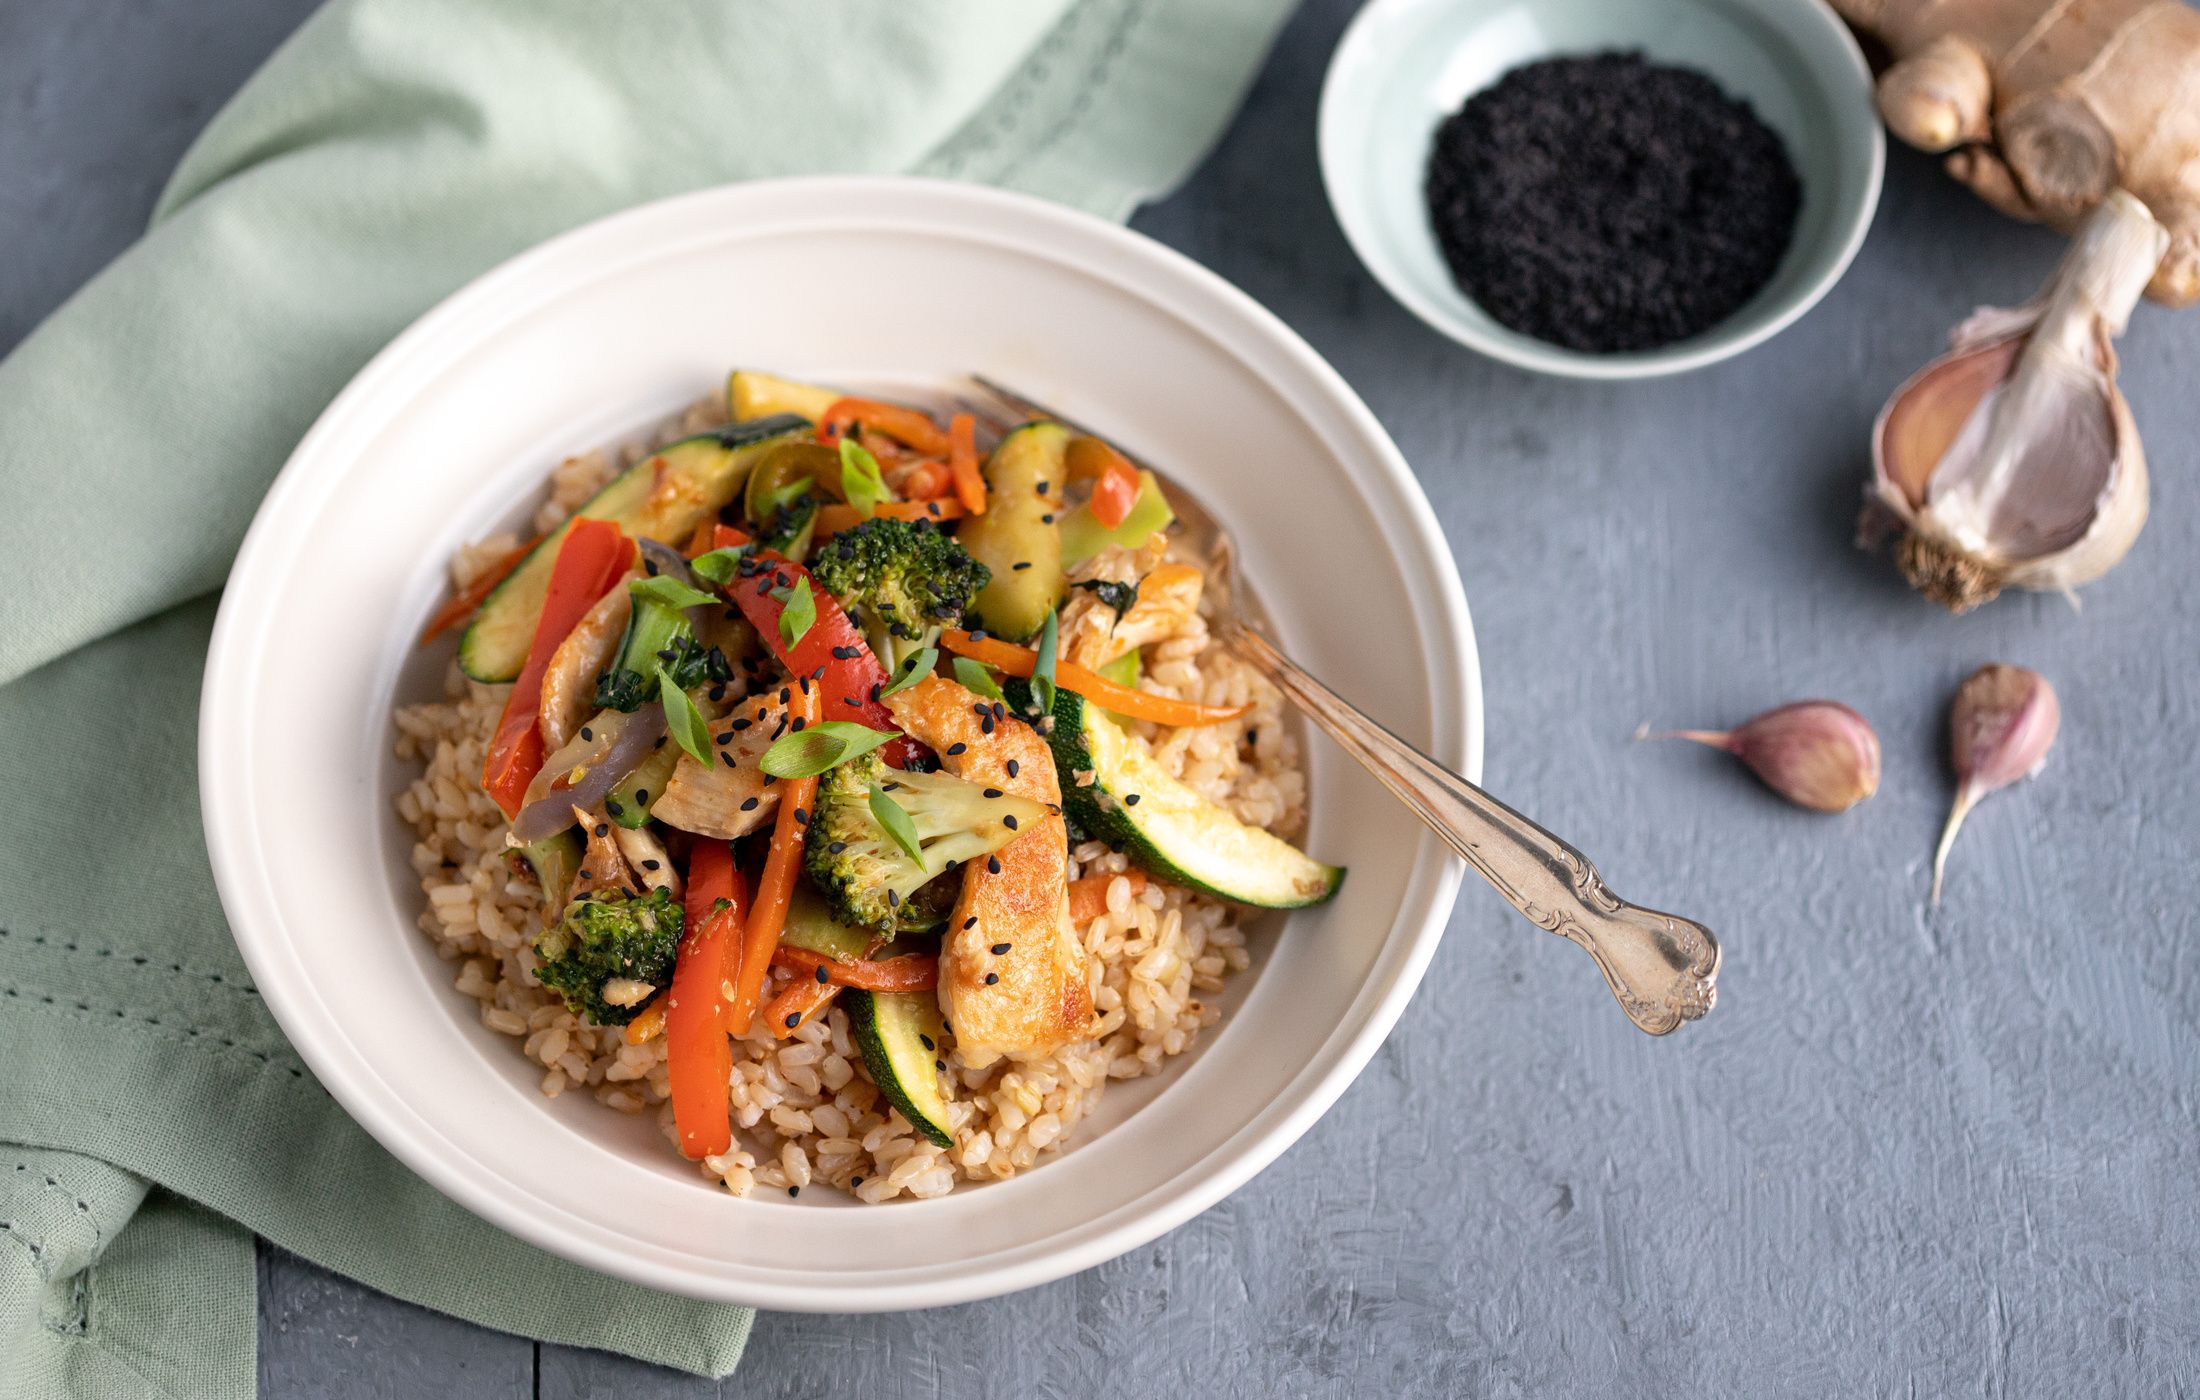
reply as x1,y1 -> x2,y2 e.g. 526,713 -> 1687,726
1863,191 -> 2166,612
1933,664 -> 2060,904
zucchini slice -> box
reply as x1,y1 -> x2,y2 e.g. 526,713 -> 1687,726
846,989 -> 954,1148
957,422 -> 1068,641
607,744 -> 678,830
728,369 -> 842,424
456,416 -> 806,682
1011,680 -> 1344,909
779,885 -> 876,961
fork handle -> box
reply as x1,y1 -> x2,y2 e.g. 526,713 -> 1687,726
1222,624 -> 1719,1036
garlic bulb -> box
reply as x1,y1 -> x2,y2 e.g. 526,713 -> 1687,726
1861,191 -> 2167,611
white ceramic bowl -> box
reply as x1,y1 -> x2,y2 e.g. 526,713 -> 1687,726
200,177 -> 1481,1310
1320,0 -> 1884,378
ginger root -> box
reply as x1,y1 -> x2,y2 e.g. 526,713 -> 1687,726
1830,0 -> 2200,307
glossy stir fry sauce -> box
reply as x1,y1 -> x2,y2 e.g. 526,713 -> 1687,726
425,371 -> 1338,1168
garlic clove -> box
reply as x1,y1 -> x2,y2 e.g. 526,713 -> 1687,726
1863,191 -> 2165,612
1933,664 -> 2059,904
1652,700 -> 1881,813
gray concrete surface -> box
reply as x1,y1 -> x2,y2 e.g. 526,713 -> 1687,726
9,1 -> 2199,1395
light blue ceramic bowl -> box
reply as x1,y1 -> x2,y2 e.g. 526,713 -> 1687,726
1319,0 -> 1884,379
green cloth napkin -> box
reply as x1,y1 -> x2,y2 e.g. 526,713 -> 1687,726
0,1 -> 1293,1393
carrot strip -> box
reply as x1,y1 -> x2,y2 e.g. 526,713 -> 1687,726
1065,436 -> 1140,530
419,534 -> 541,644
770,946 -> 939,993
815,398 -> 952,457
898,460 -> 953,501
1068,869 -> 1148,925
481,519 -> 632,817
621,1002 -> 666,1046
947,413 -> 986,516
726,681 -> 821,1035
760,976 -> 839,1039
667,842 -> 745,1159
940,629 -> 1250,727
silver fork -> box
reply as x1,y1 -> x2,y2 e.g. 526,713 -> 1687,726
959,374 -> 1719,1036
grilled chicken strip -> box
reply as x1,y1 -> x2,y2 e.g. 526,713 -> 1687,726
886,676 -> 1094,1066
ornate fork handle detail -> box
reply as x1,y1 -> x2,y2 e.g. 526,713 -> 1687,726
1223,623 -> 1719,1035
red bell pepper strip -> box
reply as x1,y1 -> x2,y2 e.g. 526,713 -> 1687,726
481,519 -> 632,817
419,532 -> 542,644
814,398 -> 952,457
668,841 -> 745,1160
712,526 -> 911,743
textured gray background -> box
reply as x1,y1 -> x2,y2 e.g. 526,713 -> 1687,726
9,1 -> 2199,1395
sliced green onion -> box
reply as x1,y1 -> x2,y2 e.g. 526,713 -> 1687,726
690,545 -> 749,586
774,576 -> 816,650
839,437 -> 891,519
658,673 -> 713,764
759,720 -> 897,779
953,656 -> 1004,702
869,784 -> 922,863
1031,611 -> 1059,715
631,575 -> 719,611
879,643 -> 939,700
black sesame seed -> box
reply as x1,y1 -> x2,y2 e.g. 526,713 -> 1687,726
919,1034 -> 935,1051
784,1013 -> 800,1028
642,859 -> 660,871
984,973 -> 999,985
593,823 -> 609,838
787,1185 -> 800,1197
990,942 -> 1011,955
981,717 -> 995,734
829,840 -> 847,854
1040,513 -> 1055,525
1012,561 -> 1031,572
947,742 -> 967,756
721,752 -> 738,768
816,966 -> 830,983
1125,793 -> 1141,806
987,855 -> 1001,874
851,1176 -> 864,1187
577,868 -> 593,881
793,807 -> 809,826
886,889 -> 901,907
1005,759 -> 1019,777
970,630 -> 988,642
1035,480 -> 1050,494
740,797 -> 760,811
1003,815 -> 1018,830
580,726 -> 594,742
635,789 -> 649,803
606,799 -> 625,817
778,687 -> 792,703
732,718 -> 752,731
844,696 -> 861,707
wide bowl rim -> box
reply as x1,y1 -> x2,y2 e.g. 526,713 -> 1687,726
1317,0 -> 1887,380
199,175 -> 1482,1309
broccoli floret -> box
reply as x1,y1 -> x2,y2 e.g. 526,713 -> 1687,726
531,887 -> 683,1025
808,517 -> 991,671
802,750 -> 1041,933
593,586 -> 731,712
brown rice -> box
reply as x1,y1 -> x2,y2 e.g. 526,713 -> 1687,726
393,403 -> 1306,1200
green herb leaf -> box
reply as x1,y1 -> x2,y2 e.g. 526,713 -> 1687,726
658,671 -> 713,764
879,643 -> 939,699
953,655 -> 1004,702
839,437 -> 891,519
631,575 -> 720,611
690,546 -> 750,586
773,576 -> 816,650
869,784 -> 923,863
1032,611 -> 1060,715
758,720 -> 896,779
1072,576 -> 1140,621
